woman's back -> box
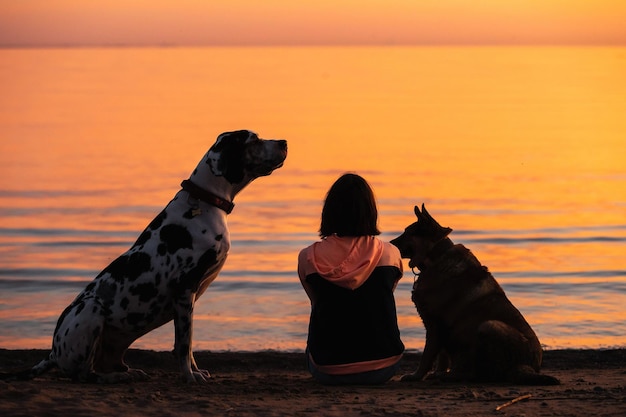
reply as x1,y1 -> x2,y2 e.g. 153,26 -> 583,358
305,264 -> 404,366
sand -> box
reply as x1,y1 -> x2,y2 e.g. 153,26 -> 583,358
1,348 -> 625,417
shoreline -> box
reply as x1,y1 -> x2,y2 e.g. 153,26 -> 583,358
1,348 -> 625,416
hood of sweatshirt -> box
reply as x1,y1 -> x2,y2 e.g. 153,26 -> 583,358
307,235 -> 384,290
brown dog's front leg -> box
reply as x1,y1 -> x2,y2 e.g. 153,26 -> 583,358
402,330 -> 440,381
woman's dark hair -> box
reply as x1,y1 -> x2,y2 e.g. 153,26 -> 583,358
319,173 -> 381,238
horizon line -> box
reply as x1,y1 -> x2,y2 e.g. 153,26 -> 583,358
2,41 -> 626,49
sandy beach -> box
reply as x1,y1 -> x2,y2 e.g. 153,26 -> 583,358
1,348 -> 624,416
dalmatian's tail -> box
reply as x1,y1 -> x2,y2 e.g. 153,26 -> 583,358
0,355 -> 57,381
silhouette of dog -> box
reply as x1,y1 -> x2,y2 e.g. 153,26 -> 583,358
2,130 -> 287,383
391,204 -> 559,385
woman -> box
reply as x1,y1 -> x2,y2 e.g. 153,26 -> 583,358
298,173 -> 405,385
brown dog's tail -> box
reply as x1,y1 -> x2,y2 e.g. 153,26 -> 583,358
509,365 -> 560,385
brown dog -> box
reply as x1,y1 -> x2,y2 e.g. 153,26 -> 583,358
391,204 -> 559,385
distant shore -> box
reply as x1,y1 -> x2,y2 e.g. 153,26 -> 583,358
1,348 -> 625,417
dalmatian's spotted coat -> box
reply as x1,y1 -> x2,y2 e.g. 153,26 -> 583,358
17,130 -> 287,383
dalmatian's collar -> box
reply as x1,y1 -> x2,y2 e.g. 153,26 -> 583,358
180,179 -> 234,214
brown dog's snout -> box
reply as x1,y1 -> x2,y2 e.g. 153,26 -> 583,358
390,235 -> 409,257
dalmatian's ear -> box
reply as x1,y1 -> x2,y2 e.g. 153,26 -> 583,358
206,131 -> 250,184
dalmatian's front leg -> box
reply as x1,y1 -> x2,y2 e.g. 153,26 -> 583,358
173,291 -> 211,382
190,352 -> 210,380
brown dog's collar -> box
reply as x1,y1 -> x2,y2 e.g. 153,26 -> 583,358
418,237 -> 455,270
180,180 -> 234,214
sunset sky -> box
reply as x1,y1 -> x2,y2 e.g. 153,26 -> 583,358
1,0 -> 626,46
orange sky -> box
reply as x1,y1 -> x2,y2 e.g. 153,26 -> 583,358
1,0 -> 626,46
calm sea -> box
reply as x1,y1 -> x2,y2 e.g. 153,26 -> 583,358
0,46 -> 625,352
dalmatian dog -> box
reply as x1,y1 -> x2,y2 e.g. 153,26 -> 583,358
11,130 -> 287,383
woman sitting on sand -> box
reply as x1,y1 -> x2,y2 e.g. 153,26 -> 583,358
297,173 -> 405,385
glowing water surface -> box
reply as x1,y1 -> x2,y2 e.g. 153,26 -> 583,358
0,46 -> 625,351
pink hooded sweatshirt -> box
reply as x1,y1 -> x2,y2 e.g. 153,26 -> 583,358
298,235 -> 402,301
298,235 -> 404,375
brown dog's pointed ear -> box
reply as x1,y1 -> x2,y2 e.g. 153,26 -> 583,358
421,203 -> 431,220
421,204 -> 453,237
414,205 -> 422,219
